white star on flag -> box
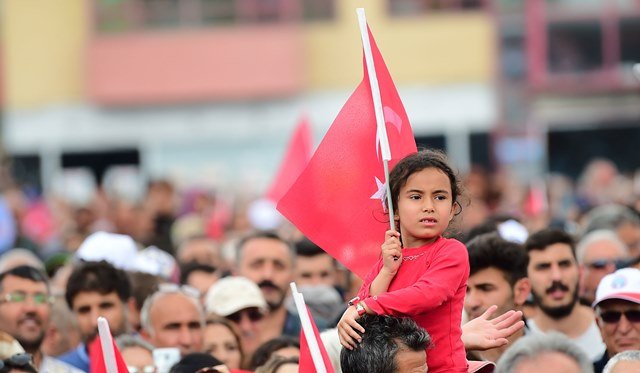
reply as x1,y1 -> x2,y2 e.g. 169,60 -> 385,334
370,177 -> 387,211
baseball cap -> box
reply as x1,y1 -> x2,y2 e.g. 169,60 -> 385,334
468,360 -> 495,373
205,276 -> 267,317
592,267 -> 640,308
75,231 -> 138,271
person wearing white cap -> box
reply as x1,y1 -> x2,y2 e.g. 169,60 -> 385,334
205,276 -> 268,364
592,267 -> 640,372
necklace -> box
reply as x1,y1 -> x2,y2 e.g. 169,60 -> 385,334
403,252 -> 425,261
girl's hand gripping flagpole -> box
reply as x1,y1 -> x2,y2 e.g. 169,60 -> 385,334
97,317 -> 118,373
357,8 -> 399,259
291,282 -> 328,373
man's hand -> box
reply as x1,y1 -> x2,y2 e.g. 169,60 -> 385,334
462,305 -> 525,351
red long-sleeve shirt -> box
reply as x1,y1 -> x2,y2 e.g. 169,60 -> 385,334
359,236 -> 469,373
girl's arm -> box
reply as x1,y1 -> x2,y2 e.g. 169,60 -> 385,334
368,230 -> 402,296
363,240 -> 469,316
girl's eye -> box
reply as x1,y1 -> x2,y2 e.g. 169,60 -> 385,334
409,195 -> 421,200
435,195 -> 447,201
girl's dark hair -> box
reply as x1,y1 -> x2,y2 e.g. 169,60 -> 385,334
388,149 -> 462,211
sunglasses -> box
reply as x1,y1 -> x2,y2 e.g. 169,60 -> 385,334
0,353 -> 33,373
226,308 -> 264,323
587,259 -> 631,270
0,292 -> 53,305
599,310 -> 640,324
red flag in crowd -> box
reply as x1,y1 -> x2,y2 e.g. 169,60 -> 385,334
277,25 -> 417,279
88,334 -> 129,373
299,308 -> 335,373
265,116 -> 314,203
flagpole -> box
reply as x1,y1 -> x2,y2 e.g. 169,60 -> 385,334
290,282 -> 328,373
356,8 -> 396,233
97,317 -> 118,373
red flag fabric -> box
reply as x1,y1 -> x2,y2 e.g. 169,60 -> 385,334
88,335 -> 129,373
277,26 -> 417,279
265,116 -> 313,203
299,308 -> 335,373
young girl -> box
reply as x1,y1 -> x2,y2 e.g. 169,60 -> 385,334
338,149 -> 469,373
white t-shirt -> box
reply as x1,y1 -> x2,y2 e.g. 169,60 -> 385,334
527,318 -> 606,361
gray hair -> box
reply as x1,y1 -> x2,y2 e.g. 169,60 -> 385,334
140,284 -> 204,336
583,204 -> 640,236
495,332 -> 593,373
0,249 -> 45,273
576,229 -> 628,264
603,350 -> 640,373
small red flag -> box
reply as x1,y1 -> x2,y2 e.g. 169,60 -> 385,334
265,116 -> 313,203
88,335 -> 129,373
299,308 -> 335,373
277,26 -> 416,279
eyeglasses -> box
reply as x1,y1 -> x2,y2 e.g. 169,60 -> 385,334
157,283 -> 200,299
0,353 -> 34,372
586,258 -> 631,270
0,292 -> 53,305
599,310 -> 640,324
226,308 -> 264,324
127,365 -> 156,373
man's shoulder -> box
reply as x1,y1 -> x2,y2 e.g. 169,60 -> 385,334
57,345 -> 90,372
41,355 -> 87,373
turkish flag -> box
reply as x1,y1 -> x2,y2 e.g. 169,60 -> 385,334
265,116 -> 313,203
277,25 -> 416,279
298,308 -> 335,373
88,335 -> 129,373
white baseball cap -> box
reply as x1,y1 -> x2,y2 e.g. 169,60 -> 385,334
592,267 -> 640,308
205,276 -> 268,317
75,231 -> 138,271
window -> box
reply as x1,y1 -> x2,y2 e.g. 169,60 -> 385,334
620,18 -> 640,64
547,21 -> 603,73
94,0 -> 336,32
389,0 -> 484,16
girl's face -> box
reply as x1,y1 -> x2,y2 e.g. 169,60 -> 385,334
204,323 -> 242,369
395,167 -> 455,248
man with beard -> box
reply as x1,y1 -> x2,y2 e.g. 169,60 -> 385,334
465,232 -> 530,362
524,228 -> 605,361
0,265 -> 83,372
236,231 -> 299,342
59,260 -> 133,371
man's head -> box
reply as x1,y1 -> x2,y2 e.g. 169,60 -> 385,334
465,232 -> 530,320
340,315 -> 431,373
524,229 -> 580,320
582,204 -> 640,258
180,262 -> 219,304
140,285 -> 204,356
205,276 -> 267,357
0,266 -> 52,353
236,231 -> 294,312
494,332 -> 592,373
593,268 -> 640,357
177,236 -> 222,269
576,230 -> 629,305
603,350 -> 640,373
294,239 -> 337,287
65,260 -> 131,343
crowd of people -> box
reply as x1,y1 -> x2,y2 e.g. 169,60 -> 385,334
0,153 -> 640,372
